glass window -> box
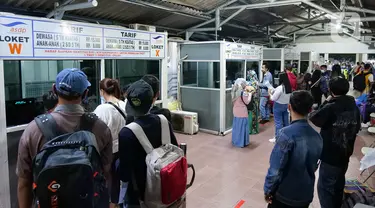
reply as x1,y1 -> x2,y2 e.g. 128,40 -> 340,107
105,59 -> 160,98
226,61 -> 244,87
4,60 -> 101,127
182,62 -> 220,88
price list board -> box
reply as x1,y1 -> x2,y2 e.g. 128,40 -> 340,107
225,43 -> 262,60
0,14 -> 166,59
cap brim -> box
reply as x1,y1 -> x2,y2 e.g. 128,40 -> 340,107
87,80 -> 91,87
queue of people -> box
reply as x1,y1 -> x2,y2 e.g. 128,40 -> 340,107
16,68 -> 181,208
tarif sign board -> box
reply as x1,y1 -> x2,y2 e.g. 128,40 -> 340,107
0,13 -> 167,59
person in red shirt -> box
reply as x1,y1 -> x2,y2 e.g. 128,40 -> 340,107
285,64 -> 297,91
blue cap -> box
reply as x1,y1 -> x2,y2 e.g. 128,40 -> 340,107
125,80 -> 154,117
55,68 -> 91,96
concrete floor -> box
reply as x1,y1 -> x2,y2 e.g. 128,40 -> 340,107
177,121 -> 375,208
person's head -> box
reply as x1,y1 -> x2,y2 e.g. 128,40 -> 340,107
331,64 -> 342,78
42,91 -> 58,112
320,65 -> 327,71
361,62 -> 365,68
279,72 -> 292,94
141,74 -> 160,103
312,69 -> 322,81
357,62 -> 360,66
122,83 -> 132,99
304,73 -> 312,82
289,90 -> 314,119
329,76 -> 349,97
262,62 -> 269,73
99,78 -> 121,101
125,80 -> 154,117
285,64 -> 293,72
232,78 -> 247,101
364,63 -> 372,71
53,68 -> 91,104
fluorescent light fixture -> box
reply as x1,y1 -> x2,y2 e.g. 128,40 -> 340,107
335,24 -> 342,29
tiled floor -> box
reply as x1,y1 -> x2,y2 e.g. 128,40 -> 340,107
176,121 -> 375,208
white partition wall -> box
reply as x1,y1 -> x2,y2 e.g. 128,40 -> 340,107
0,13 -> 168,208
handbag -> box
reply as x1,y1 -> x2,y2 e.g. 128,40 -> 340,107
241,91 -> 254,111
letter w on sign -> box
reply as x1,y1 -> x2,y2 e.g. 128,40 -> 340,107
156,50 -> 160,57
8,43 -> 22,54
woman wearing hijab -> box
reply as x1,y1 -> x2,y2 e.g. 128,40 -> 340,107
247,70 -> 260,135
232,78 -> 254,147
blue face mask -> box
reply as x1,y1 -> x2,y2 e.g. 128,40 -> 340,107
100,96 -> 106,104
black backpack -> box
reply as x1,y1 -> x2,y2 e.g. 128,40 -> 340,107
241,91 -> 255,111
32,113 -> 108,208
353,71 -> 371,92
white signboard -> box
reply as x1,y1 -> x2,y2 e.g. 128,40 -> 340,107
225,43 -> 262,60
0,14 -> 166,59
284,48 -> 299,60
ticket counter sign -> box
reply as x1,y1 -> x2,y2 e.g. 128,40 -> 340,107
0,14 -> 166,59
225,43 -> 262,60
0,17 -> 33,57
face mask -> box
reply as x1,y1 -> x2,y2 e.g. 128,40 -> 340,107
100,96 -> 106,104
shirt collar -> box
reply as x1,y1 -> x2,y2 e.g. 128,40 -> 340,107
54,104 -> 85,114
291,119 -> 308,124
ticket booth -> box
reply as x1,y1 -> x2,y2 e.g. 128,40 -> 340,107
179,41 -> 262,135
283,48 -> 300,74
0,13 -> 168,208
263,48 -> 283,86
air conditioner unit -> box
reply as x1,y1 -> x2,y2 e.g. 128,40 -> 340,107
170,110 -> 199,135
129,24 -> 156,32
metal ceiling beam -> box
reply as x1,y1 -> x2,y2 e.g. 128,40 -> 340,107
346,6 -> 375,15
219,7 -> 246,27
302,0 -> 340,19
221,0 -> 303,11
46,0 -> 98,19
272,19 -> 330,25
205,0 -> 238,14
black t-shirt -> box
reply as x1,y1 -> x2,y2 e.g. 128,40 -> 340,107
126,106 -> 172,124
119,114 -> 178,205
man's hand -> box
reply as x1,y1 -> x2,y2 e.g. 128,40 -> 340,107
264,194 -> 273,204
326,95 -> 333,102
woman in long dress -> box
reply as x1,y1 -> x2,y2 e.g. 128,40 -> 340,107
247,70 -> 260,134
232,78 -> 254,147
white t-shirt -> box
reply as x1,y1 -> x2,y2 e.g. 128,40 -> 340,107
94,100 -> 126,153
270,85 -> 291,104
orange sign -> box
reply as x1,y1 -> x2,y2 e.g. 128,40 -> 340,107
48,181 -> 60,193
155,50 -> 160,57
8,43 -> 22,54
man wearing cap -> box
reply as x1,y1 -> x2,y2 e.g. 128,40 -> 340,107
119,80 -> 178,206
16,68 -> 113,208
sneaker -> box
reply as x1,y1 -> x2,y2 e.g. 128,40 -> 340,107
269,138 -> 276,143
362,123 -> 369,128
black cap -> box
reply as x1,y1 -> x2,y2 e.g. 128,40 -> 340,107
125,80 -> 154,117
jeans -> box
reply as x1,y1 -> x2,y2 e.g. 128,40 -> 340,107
267,198 -> 309,208
273,102 -> 289,138
318,162 -> 348,208
260,96 -> 270,120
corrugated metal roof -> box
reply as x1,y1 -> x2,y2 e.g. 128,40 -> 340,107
2,0 -> 373,42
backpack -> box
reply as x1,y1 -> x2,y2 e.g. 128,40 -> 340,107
126,115 -> 187,208
32,113 -> 108,208
354,71 -> 371,92
241,91 -> 255,111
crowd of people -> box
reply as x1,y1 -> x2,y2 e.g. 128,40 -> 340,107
231,61 -> 369,207
13,61 -> 375,208
16,68 -> 178,208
